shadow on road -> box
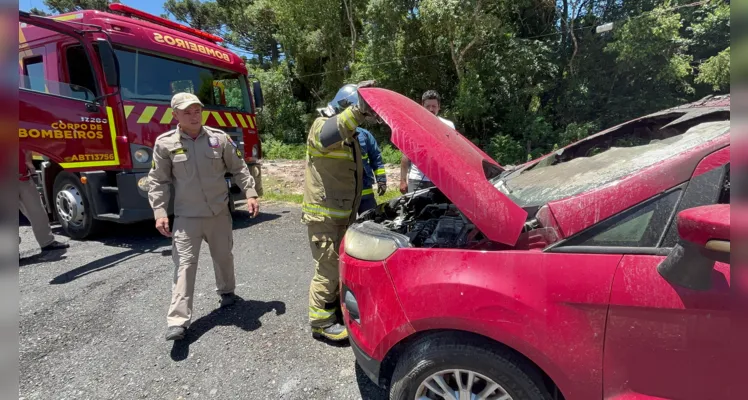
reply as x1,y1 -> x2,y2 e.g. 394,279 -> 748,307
46,211 -> 283,284
19,249 -> 68,267
355,361 -> 388,400
170,296 -> 286,361
231,210 -> 281,230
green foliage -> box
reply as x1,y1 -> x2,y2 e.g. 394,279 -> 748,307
262,139 -> 306,160
380,144 -> 401,165
249,63 -> 310,143
43,0 -> 118,12
486,135 -> 525,166
29,7 -> 50,16
376,189 -> 401,205
696,47 -> 730,91
152,0 -> 728,167
559,122 -> 600,147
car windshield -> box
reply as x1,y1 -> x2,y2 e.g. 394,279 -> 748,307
493,112 -> 730,208
114,46 -> 250,112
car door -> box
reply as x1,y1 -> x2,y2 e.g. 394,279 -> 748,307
601,151 -> 731,399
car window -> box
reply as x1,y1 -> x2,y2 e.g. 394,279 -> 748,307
561,188 -> 682,248
19,24 -> 96,102
661,162 -> 729,247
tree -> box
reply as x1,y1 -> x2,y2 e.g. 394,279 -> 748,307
696,47 -> 730,91
29,8 -> 50,16
43,0 -> 118,13
163,0 -> 224,34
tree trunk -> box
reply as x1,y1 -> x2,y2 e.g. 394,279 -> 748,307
342,0 -> 357,65
271,38 -> 280,65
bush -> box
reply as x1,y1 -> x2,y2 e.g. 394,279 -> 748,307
262,139 -> 306,160
380,144 -> 402,165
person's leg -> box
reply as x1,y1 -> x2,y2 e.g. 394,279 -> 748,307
357,193 -> 377,215
18,179 -> 55,248
307,222 -> 348,340
204,209 -> 237,306
166,216 -> 203,333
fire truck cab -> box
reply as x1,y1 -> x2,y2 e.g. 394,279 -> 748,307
19,5 -> 264,239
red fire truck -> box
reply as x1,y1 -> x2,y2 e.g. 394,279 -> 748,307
19,5 -> 264,239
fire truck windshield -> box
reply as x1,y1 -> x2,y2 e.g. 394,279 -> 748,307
113,46 -> 250,112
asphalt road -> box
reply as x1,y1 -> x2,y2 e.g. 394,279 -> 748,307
19,204 -> 388,400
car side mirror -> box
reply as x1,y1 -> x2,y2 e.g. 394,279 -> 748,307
657,204 -> 730,290
253,80 -> 264,109
96,39 -> 120,88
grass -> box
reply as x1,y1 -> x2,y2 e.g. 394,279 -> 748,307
375,189 -> 401,205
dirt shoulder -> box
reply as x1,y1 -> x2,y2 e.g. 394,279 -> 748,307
261,159 -> 401,196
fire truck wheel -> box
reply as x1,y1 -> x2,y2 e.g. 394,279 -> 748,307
53,172 -> 101,240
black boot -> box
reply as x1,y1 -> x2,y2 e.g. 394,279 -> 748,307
41,240 -> 69,251
219,293 -> 238,308
312,322 -> 348,341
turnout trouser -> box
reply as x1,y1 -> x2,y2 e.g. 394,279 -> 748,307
307,222 -> 348,327
357,193 -> 377,215
18,178 -> 55,248
167,208 -> 236,328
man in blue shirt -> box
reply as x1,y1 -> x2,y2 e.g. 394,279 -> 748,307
357,127 -> 387,215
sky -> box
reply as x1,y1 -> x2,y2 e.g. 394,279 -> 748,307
20,0 -> 169,20
18,0 -> 256,58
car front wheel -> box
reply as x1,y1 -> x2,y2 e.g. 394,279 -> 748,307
389,333 -> 552,400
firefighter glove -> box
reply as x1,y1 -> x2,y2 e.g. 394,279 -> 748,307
377,182 -> 387,196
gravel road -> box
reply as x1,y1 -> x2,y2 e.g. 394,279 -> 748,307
19,204 -> 388,400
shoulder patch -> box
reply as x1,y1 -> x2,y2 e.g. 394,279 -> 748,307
208,136 -> 220,148
227,135 -> 238,148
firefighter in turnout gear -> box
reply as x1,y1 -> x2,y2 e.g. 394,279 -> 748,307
302,81 -> 379,341
357,127 -> 387,215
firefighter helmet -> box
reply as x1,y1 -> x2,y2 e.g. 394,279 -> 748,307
326,84 -> 360,116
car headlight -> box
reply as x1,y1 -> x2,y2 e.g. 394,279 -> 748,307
134,148 -> 150,163
252,144 -> 259,159
137,176 -> 149,192
344,221 -> 411,261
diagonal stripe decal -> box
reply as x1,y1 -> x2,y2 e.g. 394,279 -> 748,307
202,111 -> 211,125
137,106 -> 157,124
160,108 -> 174,124
224,112 -> 238,127
124,105 -> 134,118
211,111 -> 227,127
248,115 -> 256,129
236,114 -> 248,128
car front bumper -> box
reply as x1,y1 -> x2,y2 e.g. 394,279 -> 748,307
339,247 -> 416,388
349,330 -> 381,385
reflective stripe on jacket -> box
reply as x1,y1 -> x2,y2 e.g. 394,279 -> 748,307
357,128 -> 386,196
301,107 -> 365,226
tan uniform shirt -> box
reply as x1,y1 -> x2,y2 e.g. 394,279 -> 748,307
148,125 -> 257,219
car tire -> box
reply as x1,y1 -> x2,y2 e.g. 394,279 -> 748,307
53,171 -> 101,240
389,333 -> 552,400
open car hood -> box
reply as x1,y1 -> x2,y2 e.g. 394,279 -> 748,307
358,88 -> 527,246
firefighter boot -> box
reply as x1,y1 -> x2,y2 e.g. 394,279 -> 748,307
312,322 -> 349,342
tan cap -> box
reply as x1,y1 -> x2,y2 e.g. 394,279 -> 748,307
171,92 -> 204,110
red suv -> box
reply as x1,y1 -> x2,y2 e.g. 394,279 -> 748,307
341,89 -> 731,400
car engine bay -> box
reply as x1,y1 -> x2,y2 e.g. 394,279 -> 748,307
357,189 -> 487,248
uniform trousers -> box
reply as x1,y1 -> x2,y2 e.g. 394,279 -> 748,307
168,207 -> 235,328
18,178 -> 55,248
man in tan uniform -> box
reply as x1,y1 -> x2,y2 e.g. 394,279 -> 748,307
18,148 -> 69,253
302,81 -> 379,342
148,92 -> 259,341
